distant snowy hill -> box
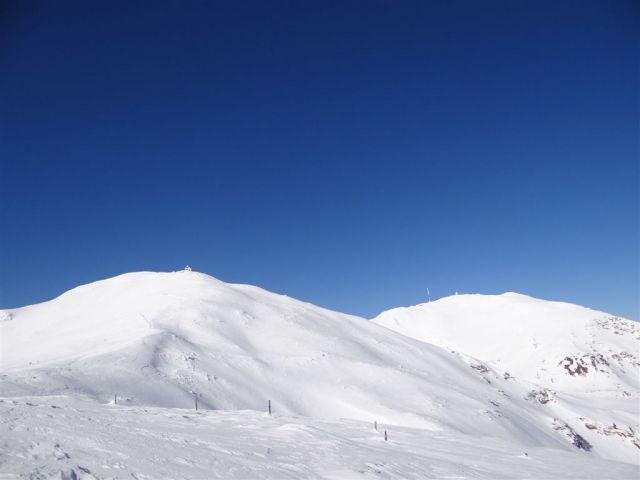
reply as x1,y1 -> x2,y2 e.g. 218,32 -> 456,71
1,272 -> 639,475
373,292 -> 640,463
372,293 -> 639,393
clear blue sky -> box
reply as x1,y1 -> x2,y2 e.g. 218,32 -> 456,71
1,1 -> 638,319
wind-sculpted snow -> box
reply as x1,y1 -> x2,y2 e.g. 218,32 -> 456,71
1,272 -> 639,475
1,396 -> 637,480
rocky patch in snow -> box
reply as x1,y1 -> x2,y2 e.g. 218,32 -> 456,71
526,388 -> 557,405
579,417 -> 640,450
552,419 -> 592,452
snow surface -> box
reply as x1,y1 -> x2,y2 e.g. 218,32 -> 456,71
1,272 -> 639,478
1,395 -> 637,480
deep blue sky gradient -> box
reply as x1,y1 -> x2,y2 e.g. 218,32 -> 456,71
1,1 -> 638,319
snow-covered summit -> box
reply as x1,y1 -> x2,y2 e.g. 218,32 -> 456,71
2,270 -> 329,370
372,293 -> 640,463
1,271 -> 521,433
372,292 -> 639,394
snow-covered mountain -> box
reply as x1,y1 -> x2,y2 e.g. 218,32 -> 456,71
373,292 -> 640,463
0,272 -> 543,436
1,272 -> 638,477
373,293 -> 638,393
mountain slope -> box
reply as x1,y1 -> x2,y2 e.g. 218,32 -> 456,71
1,273 -> 638,466
372,293 -> 640,464
0,272 -> 538,435
372,293 -> 639,393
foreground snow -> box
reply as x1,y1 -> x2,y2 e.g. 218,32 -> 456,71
1,395 -> 637,480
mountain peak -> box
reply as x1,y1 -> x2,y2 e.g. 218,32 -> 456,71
373,293 -> 638,395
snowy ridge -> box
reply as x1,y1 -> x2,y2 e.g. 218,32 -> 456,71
372,293 -> 638,392
373,293 -> 640,465
1,272 -> 543,435
1,272 -> 639,477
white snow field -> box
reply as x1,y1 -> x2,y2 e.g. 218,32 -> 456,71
1,396 -> 636,480
0,271 -> 638,478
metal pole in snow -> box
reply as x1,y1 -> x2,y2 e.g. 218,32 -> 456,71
195,395 -> 198,411
268,399 -> 271,415
384,430 -> 388,441
114,394 -> 117,405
